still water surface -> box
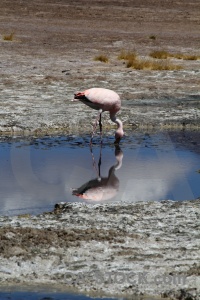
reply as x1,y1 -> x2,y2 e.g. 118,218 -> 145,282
0,130 -> 199,216
0,289 -> 122,300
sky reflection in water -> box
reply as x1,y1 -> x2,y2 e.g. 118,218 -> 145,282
0,131 -> 199,215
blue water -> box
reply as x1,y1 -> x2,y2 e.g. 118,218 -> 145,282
0,289 -> 121,300
0,130 -> 200,215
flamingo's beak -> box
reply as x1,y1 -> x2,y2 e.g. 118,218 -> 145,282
74,91 -> 85,100
72,92 -> 82,101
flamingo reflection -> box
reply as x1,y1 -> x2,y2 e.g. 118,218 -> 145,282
72,145 -> 123,201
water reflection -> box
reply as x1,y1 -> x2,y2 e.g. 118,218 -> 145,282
72,145 -> 123,201
0,131 -> 199,215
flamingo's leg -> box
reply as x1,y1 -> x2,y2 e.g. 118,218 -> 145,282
99,111 -> 102,134
90,109 -> 102,145
99,110 -> 103,144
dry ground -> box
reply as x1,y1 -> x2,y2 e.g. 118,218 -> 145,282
0,200 -> 200,299
0,0 -> 200,135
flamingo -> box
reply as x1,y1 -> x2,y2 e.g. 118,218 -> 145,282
72,88 -> 124,144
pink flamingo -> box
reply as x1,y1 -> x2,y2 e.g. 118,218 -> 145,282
73,88 -> 124,144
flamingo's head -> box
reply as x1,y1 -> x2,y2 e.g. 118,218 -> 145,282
73,91 -> 86,100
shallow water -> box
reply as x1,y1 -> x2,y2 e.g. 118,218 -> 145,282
0,130 -> 200,216
0,289 -> 121,300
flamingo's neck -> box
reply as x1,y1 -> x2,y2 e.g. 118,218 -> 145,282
110,113 -> 124,140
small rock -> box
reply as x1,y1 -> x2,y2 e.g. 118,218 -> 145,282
5,231 -> 16,239
7,246 -> 27,256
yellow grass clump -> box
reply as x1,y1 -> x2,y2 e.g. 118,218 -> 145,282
94,55 -> 109,63
126,59 -> 182,71
118,49 -> 182,70
118,50 -> 137,61
3,32 -> 14,41
150,50 -> 200,60
173,53 -> 200,60
149,50 -> 171,59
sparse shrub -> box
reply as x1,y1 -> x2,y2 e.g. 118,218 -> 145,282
149,50 -> 171,59
172,53 -> 182,59
150,50 -> 200,60
3,32 -> 14,41
118,49 -> 182,70
94,55 -> 109,63
126,59 -> 182,70
173,53 -> 200,60
118,50 -> 137,61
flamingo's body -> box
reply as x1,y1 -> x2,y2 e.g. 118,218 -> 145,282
73,88 -> 124,143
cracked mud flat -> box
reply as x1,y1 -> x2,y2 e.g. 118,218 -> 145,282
0,0 -> 200,298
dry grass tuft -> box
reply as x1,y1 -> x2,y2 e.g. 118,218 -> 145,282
3,32 -> 14,41
173,53 -> 200,60
94,55 -> 109,63
118,50 -> 137,61
150,50 -> 200,60
118,49 -> 182,70
149,50 -> 171,59
126,59 -> 182,70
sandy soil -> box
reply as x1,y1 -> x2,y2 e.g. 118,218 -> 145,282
0,1 -> 200,299
0,0 -> 200,135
